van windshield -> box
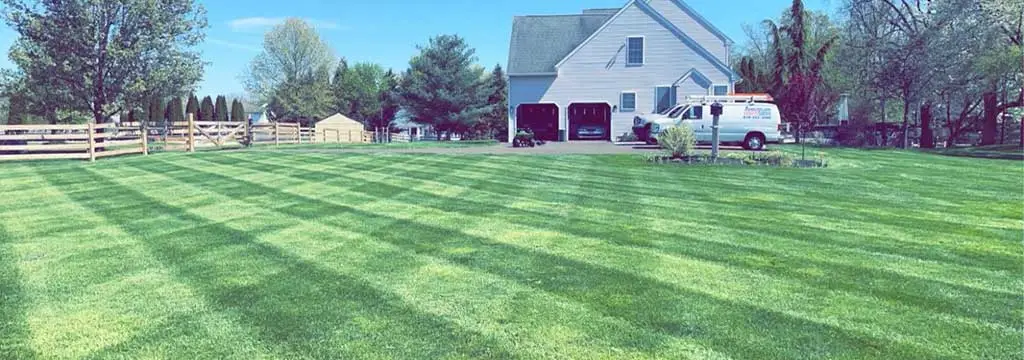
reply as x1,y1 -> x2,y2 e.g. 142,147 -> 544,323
657,105 -> 678,115
667,106 -> 687,118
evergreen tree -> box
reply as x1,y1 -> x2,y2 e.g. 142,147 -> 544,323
399,35 -> 491,139
148,96 -> 165,125
6,93 -> 26,125
331,58 -> 351,115
200,96 -> 214,121
231,99 -> 246,123
474,64 -> 508,140
165,97 -> 184,124
378,69 -> 401,130
185,94 -> 199,119
215,95 -> 228,122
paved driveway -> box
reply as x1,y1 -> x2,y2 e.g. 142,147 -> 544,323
258,141 -> 755,155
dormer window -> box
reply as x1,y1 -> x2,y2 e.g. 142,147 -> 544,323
626,36 -> 644,65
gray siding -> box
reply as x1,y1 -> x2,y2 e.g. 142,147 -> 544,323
646,0 -> 729,60
508,1 -> 731,142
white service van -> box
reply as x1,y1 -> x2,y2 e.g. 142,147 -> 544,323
631,95 -> 784,150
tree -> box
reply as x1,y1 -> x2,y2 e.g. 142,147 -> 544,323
2,0 -> 206,124
331,58 -> 351,115
377,69 -> 401,130
243,18 -> 335,104
215,95 -> 228,122
753,0 -> 838,142
166,97 -> 184,125
200,96 -> 215,122
186,94 -> 199,119
231,99 -> 246,123
266,66 -> 333,126
399,34 -> 491,140
345,62 -> 385,125
472,64 -> 509,140
148,96 -> 165,125
6,92 -> 26,125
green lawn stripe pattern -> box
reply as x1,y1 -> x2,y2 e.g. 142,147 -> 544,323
0,148 -> 1019,359
186,151 -> 1017,357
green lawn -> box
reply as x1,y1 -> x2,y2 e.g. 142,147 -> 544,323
0,149 -> 1020,359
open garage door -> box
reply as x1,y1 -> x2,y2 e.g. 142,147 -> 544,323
568,103 -> 611,141
515,104 -> 559,141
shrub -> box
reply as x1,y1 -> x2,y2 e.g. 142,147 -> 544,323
750,150 -> 796,167
658,124 -> 696,158
617,132 -> 639,142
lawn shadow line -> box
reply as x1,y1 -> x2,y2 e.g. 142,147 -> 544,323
236,152 -> 1022,330
37,165 -> 517,360
175,153 -> 949,359
0,222 -> 37,359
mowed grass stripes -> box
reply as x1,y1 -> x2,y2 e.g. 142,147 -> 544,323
0,148 -> 1020,359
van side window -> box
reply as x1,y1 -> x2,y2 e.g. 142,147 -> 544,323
691,106 -> 703,120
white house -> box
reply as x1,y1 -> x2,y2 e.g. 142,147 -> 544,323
507,0 -> 738,142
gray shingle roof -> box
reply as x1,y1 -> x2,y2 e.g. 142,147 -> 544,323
507,11 -> 616,74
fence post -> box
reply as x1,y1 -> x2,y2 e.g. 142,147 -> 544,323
141,121 -> 149,155
243,117 -> 250,147
87,122 -> 96,162
187,113 -> 196,153
274,122 -> 279,146
297,125 -> 302,144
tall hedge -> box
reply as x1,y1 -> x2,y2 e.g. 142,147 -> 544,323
199,96 -> 214,121
185,94 -> 199,119
231,99 -> 246,123
148,96 -> 165,125
165,97 -> 184,124
6,93 -> 26,125
215,95 -> 228,122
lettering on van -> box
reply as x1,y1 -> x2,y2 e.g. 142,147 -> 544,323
743,107 -> 772,120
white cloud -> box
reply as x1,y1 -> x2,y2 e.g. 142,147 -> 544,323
228,17 -> 342,32
207,38 -> 261,52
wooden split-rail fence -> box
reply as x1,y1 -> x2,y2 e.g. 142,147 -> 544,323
1,114 -> 373,162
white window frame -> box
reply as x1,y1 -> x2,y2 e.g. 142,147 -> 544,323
654,85 -> 677,113
710,84 -> 730,96
626,36 -> 645,66
620,91 -> 637,112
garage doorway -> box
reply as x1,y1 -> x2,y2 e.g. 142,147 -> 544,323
515,104 -> 559,141
568,103 -> 611,141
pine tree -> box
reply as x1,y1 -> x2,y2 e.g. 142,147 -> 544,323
399,35 -> 490,139
332,58 -> 351,115
478,64 -> 508,140
6,93 -> 26,125
200,96 -> 214,121
231,99 -> 246,123
185,94 -> 199,119
148,96 -> 165,125
215,95 -> 228,122
165,97 -> 184,125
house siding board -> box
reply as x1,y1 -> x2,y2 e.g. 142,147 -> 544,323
646,0 -> 728,60
509,2 -> 728,141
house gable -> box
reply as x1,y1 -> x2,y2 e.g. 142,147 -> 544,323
646,0 -> 733,47
553,0 -> 736,81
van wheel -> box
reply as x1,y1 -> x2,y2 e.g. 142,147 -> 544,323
743,133 -> 765,151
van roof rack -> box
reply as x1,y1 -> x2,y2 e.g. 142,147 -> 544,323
684,94 -> 774,104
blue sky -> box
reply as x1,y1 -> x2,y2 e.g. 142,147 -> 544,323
0,0 -> 838,98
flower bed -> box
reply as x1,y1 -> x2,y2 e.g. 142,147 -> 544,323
644,151 -> 828,168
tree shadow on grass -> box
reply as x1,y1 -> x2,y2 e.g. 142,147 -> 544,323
37,166 -> 515,360
149,155 -> 950,359
0,223 -> 36,359
224,153 -> 1021,334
